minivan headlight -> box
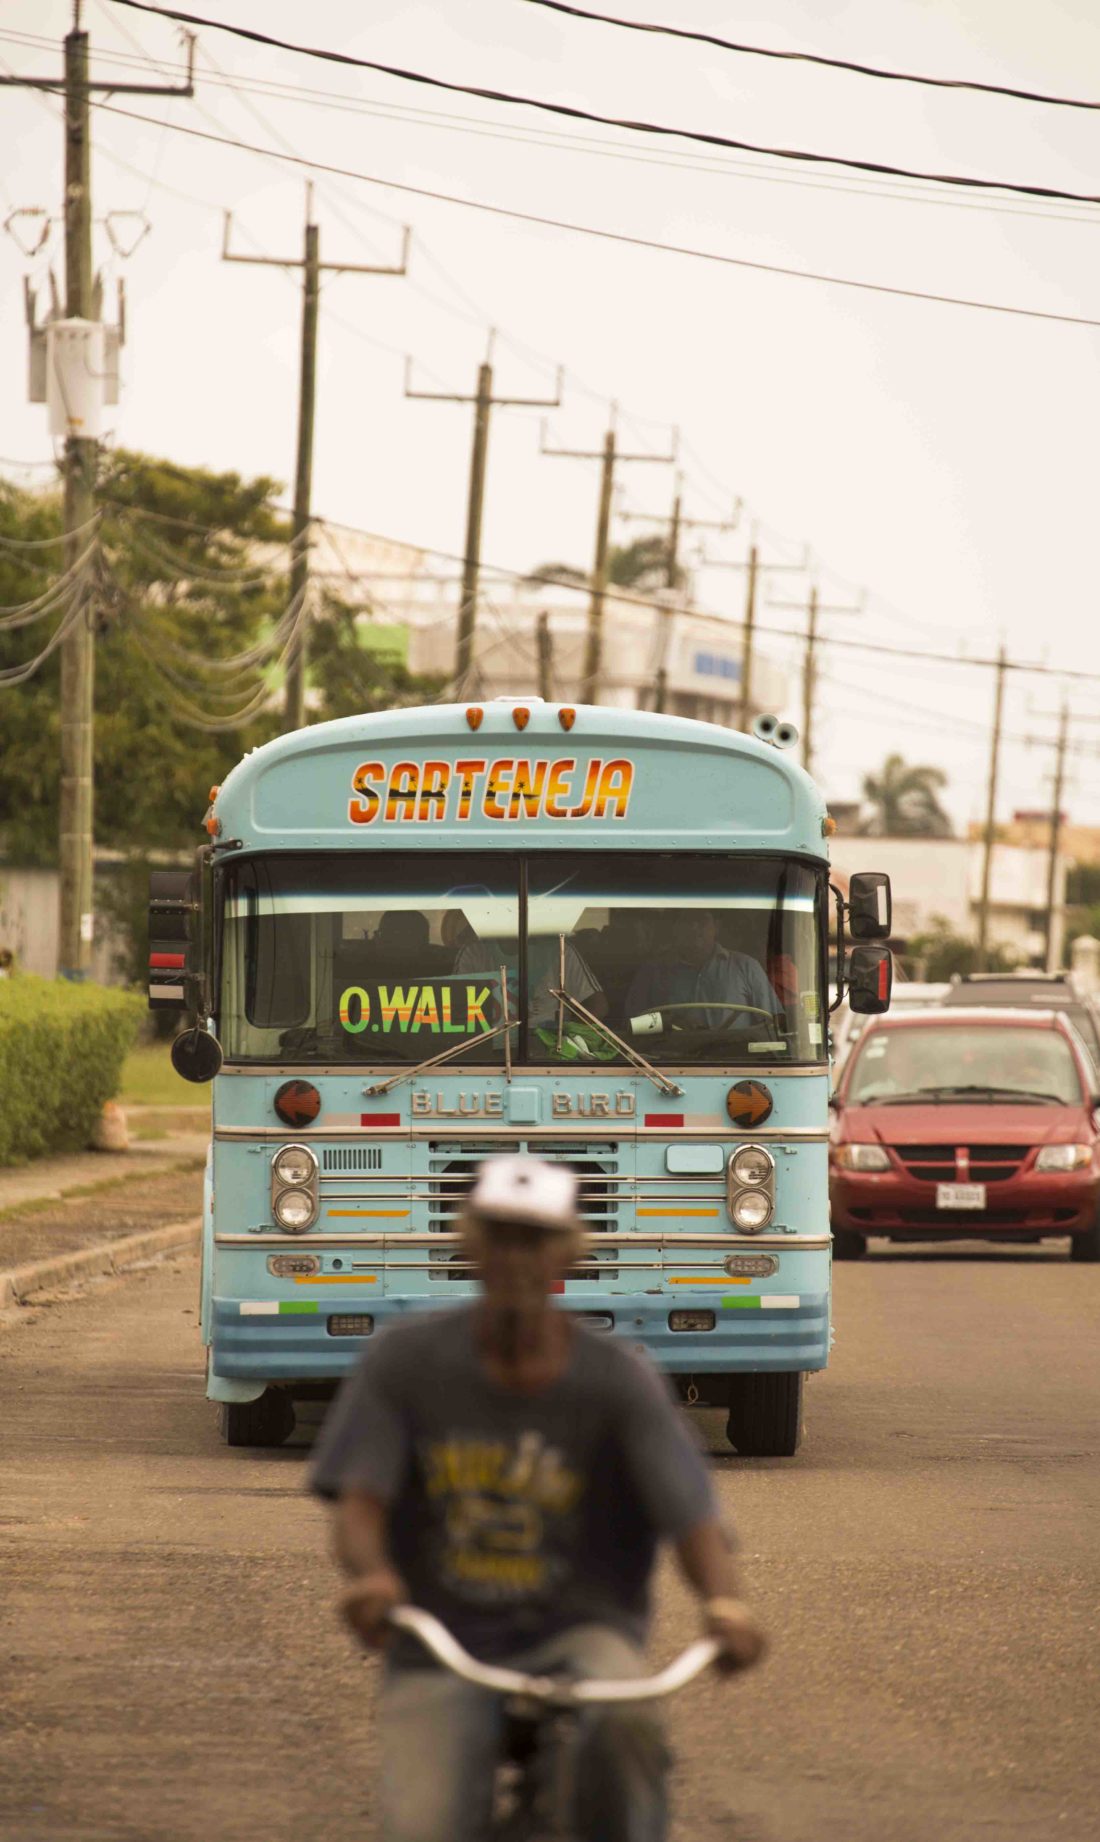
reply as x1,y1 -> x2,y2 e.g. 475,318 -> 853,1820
833,1144 -> 890,1172
1036,1144 -> 1092,1172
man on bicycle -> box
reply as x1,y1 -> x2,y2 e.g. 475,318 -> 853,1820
312,1154 -> 766,1842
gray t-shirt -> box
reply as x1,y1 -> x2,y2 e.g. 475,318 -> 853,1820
311,1307 -> 717,1661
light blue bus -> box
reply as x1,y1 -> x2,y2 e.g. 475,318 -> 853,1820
151,698 -> 892,1455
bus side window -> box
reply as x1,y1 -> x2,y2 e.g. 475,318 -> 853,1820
247,912 -> 311,1028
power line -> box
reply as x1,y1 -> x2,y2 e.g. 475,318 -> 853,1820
89,102 -> 1100,330
518,1 -> 1100,113
105,2 -> 1100,207
14,27 -> 1095,228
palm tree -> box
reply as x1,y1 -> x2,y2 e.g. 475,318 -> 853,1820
527,537 -> 687,596
859,755 -> 953,837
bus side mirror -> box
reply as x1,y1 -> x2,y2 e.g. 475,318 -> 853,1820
848,872 -> 892,941
170,1025 -> 223,1084
848,946 -> 893,1015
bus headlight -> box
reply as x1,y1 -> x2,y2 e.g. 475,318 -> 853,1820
730,1188 -> 773,1233
730,1145 -> 774,1188
273,1187 -> 318,1232
727,1142 -> 775,1231
273,1144 -> 318,1186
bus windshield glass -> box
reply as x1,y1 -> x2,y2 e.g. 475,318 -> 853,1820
526,854 -> 823,1065
219,853 -> 825,1066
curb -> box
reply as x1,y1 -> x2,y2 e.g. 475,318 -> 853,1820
0,1217 -> 202,1310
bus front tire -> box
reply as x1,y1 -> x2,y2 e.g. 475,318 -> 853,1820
831,1227 -> 867,1260
725,1372 -> 803,1458
220,1388 -> 296,1448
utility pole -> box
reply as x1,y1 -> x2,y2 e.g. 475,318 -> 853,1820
542,412 -> 675,703
768,582 -> 862,776
1,3 -> 194,978
702,541 -> 809,733
1044,701 -> 1069,972
975,644 -> 1008,968
406,349 -> 561,692
619,479 -> 738,712
536,610 -> 554,701
224,192 -> 408,729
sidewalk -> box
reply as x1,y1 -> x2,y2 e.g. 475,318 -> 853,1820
0,1124 -> 208,1311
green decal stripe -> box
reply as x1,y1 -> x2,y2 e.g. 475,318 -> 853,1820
720,1296 -> 762,1309
278,1301 -> 319,1315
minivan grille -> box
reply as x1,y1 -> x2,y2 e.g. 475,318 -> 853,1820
890,1145 -> 1030,1184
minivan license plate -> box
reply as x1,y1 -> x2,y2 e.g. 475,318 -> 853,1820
936,1183 -> 986,1210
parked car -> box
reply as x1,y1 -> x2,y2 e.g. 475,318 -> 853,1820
942,971 -> 1100,1074
831,981 -> 950,1071
829,1007 -> 1100,1261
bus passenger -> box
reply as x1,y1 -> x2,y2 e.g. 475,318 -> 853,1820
625,909 -> 780,1031
454,930 -> 608,1024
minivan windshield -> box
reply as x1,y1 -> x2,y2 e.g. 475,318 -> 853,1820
219,852 -> 826,1066
846,1024 -> 1083,1107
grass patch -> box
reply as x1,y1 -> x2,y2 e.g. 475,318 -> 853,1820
119,1043 -> 211,1109
0,1157 -> 206,1224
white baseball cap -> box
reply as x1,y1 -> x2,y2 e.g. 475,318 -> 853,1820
468,1155 -> 580,1233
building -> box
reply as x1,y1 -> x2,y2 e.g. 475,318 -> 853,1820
967,812 -> 1100,870
311,523 -> 789,725
828,834 -> 1069,968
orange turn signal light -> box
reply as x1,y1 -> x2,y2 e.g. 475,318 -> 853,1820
558,707 -> 576,732
513,706 -> 530,731
466,706 -> 484,731
204,812 -> 222,837
823,815 -> 837,838
208,784 -> 220,804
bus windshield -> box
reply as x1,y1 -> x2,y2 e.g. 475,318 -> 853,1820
219,852 -> 825,1066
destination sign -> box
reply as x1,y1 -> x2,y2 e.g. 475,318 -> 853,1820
347,756 -> 634,825
339,980 -> 495,1037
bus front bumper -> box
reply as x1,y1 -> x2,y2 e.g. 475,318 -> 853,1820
208,1292 -> 830,1396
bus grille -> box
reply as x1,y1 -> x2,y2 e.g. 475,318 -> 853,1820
427,1141 -> 620,1280
322,1146 -> 383,1173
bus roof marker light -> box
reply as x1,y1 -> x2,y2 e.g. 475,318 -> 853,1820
466,706 -> 484,730
512,706 -> 531,730
558,707 -> 576,731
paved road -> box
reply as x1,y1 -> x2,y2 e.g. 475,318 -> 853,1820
1,1243 -> 1097,1842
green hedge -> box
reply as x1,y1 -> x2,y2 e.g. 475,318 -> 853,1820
0,975 -> 144,1166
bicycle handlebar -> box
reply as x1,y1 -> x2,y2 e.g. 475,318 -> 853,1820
389,1606 -> 720,1706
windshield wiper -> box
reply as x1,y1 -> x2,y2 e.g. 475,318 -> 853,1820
869,1084 -> 1064,1106
549,986 -> 683,1097
940,1084 -> 1064,1105
363,966 -> 516,1097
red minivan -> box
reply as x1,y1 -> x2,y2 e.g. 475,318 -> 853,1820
830,1008 -> 1100,1261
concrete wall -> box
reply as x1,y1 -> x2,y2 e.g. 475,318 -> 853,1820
0,861 -> 129,985
828,835 -> 1068,966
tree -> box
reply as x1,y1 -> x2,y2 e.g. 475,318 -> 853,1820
904,916 -> 1016,981
0,454 -> 289,864
527,536 -> 688,598
307,595 -> 444,722
859,754 -> 953,838
0,453 -> 444,986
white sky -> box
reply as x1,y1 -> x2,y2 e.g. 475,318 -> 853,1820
2,0 -> 1099,829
